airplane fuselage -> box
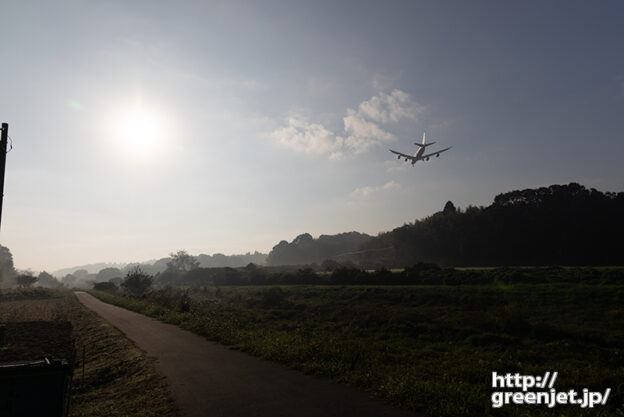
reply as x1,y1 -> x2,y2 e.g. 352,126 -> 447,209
413,147 -> 425,161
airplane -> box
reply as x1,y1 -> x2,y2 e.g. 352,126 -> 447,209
389,132 -> 451,165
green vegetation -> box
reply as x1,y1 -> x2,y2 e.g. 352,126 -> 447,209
121,266 -> 153,296
37,183 -> 624,290
252,183 -> 624,269
54,251 -> 267,289
0,243 -> 17,286
91,267 -> 624,416
361,183 -> 624,267
266,231 -> 371,265
147,262 -> 624,287
0,289 -> 176,416
15,272 -> 38,287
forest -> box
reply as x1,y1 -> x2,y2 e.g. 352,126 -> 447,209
359,182 -> 624,267
267,182 -> 624,268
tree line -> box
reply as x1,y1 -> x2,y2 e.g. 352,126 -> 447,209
2,182 -> 622,290
266,232 -> 372,265
93,261 -> 624,292
358,183 -> 624,267
263,183 -> 624,268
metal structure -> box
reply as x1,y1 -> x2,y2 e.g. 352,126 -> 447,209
0,123 -> 7,231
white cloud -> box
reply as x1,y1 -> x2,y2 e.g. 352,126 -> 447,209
350,180 -> 401,199
269,117 -> 344,159
357,89 -> 423,124
343,108 -> 394,154
269,89 -> 423,158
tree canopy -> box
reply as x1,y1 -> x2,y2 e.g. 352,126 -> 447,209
360,183 -> 624,267
0,244 -> 17,287
166,250 -> 200,272
16,273 -> 37,288
266,232 -> 372,265
121,266 -> 153,296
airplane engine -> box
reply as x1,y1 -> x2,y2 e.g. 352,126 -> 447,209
425,157 -> 429,161
436,153 -> 440,157
405,158 -> 408,162
397,155 -> 401,159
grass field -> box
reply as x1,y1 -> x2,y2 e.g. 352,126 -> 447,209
92,274 -> 624,417
0,289 -> 176,417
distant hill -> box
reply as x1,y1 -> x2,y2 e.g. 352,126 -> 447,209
52,183 -> 623,279
53,262 -> 128,278
358,183 -> 624,267
197,252 -> 267,268
53,252 -> 267,279
266,232 -> 372,265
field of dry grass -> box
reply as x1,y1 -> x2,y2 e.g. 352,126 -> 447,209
0,288 -> 176,417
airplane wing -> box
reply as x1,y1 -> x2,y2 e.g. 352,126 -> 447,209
421,146 -> 452,159
389,149 -> 417,161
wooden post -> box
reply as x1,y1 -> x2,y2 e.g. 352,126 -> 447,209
0,123 -> 7,231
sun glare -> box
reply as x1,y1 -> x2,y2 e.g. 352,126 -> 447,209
110,99 -> 170,161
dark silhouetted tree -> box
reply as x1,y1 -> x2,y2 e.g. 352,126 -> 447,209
167,250 -> 200,272
443,201 -> 457,215
266,232 -> 372,265
61,274 -> 77,288
360,183 -> 624,267
121,266 -> 153,296
0,244 -> 17,286
96,267 -> 122,282
37,271 -> 62,288
16,273 -> 37,288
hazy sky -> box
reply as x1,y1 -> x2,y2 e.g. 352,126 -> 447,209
1,1 -> 623,272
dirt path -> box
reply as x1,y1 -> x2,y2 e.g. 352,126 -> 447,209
75,292 -> 420,417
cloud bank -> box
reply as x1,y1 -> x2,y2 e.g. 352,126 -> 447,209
270,89 -> 423,159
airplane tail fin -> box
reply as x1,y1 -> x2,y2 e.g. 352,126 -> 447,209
415,133 -> 436,147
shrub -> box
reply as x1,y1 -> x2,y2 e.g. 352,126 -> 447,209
16,273 -> 37,288
178,291 -> 191,312
121,267 -> 153,297
93,281 -> 118,292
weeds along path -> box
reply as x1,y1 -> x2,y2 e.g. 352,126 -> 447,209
75,291 -> 420,417
0,290 -> 175,417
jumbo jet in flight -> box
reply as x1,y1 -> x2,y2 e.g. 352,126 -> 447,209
389,133 -> 452,165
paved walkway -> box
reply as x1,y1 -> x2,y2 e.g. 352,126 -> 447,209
75,292 -> 420,417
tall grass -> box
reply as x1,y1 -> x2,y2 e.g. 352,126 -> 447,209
92,277 -> 624,417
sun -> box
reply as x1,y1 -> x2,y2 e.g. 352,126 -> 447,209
110,99 -> 170,161
119,108 -> 159,152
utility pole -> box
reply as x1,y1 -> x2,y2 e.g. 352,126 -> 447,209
0,123 -> 7,231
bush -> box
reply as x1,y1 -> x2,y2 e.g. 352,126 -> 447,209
178,291 -> 191,312
121,267 -> 153,296
93,281 -> 118,292
16,273 -> 37,288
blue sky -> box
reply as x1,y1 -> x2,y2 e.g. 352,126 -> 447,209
1,1 -> 623,271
